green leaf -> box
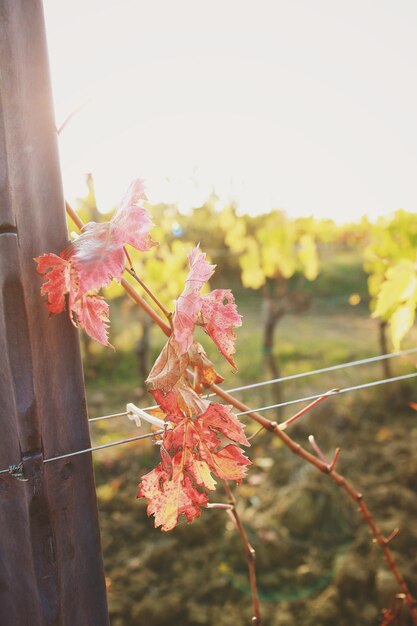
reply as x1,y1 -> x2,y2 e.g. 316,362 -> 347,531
239,239 -> 265,289
298,234 -> 319,281
373,261 -> 417,319
390,302 -> 416,350
241,266 -> 265,289
225,219 -> 247,253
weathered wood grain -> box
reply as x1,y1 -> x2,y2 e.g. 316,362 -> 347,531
0,2 -> 110,624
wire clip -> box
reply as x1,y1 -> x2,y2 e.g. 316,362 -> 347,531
126,403 -> 171,430
8,463 -> 28,481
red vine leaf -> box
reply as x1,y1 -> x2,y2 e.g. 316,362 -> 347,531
142,274 -> 246,531
188,342 -> 224,391
138,400 -> 250,531
204,444 -> 250,481
159,443 -> 173,480
138,456 -> 208,532
147,338 -> 224,397
198,403 -> 249,446
201,289 -> 242,368
34,253 -> 76,314
151,379 -> 209,419
173,245 -> 215,354
186,454 -> 217,490
71,295 -> 112,348
35,253 -> 112,346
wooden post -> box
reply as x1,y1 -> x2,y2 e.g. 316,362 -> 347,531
0,2 -> 110,625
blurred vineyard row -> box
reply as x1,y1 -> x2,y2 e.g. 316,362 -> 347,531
68,176 -> 417,388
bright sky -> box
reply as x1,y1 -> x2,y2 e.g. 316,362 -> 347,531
43,0 -> 417,221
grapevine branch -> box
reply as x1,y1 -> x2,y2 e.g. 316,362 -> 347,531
223,481 -> 261,626
126,266 -> 173,330
123,246 -> 174,328
65,202 -> 417,625
207,488 -> 261,626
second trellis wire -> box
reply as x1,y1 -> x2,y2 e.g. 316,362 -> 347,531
88,347 -> 417,423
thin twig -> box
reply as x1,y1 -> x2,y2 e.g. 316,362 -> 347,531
206,503 -> 233,510
279,388 -> 339,430
57,101 -> 89,135
125,265 -> 174,330
308,435 -> 328,464
123,246 -> 134,271
247,425 -> 265,441
223,482 -> 262,626
121,275 -> 171,333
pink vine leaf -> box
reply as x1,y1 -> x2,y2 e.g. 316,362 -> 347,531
146,338 -> 224,395
172,246 -> 241,367
188,341 -> 225,390
65,179 -> 156,293
146,337 -> 189,394
173,245 -> 215,354
201,289 -> 242,368
35,178 -> 156,345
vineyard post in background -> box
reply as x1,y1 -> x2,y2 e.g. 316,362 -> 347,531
0,2 -> 109,625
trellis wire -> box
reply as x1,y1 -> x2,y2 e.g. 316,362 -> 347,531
89,411 -> 128,423
208,347 -> 417,397
0,430 -> 164,475
1,369 -> 415,476
88,347 -> 417,422
44,430 -> 165,462
90,371 -> 417,427
235,371 -> 417,417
